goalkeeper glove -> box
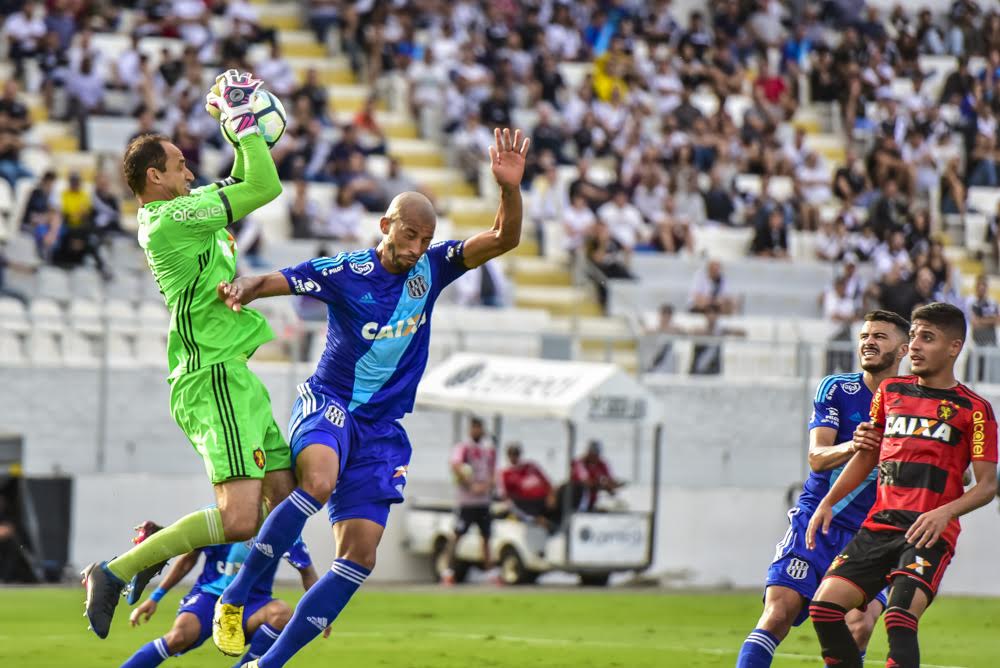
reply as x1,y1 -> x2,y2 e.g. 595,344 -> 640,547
205,69 -> 263,140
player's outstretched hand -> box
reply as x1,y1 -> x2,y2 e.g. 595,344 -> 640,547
906,507 -> 950,549
489,128 -> 530,190
805,502 -> 833,550
205,69 -> 263,139
130,599 -> 157,627
852,422 -> 883,453
217,280 -> 247,312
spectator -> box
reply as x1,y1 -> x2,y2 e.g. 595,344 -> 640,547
832,148 -> 872,205
499,443 -> 557,528
816,219 -> 850,262
644,303 -> 686,373
689,259 -> 738,314
868,178 -> 908,241
90,173 -> 123,241
442,417 -> 497,586
65,56 -> 106,151
0,93 -> 32,187
585,219 -> 635,310
292,68 -> 331,125
570,441 -> 624,512
823,276 -> 860,325
867,265 -> 933,320
255,42 -> 296,97
968,274 -> 1000,381
22,171 -> 59,258
904,209 -> 932,257
750,208 -> 789,259
689,303 -> 746,375
4,1 -> 46,81
562,190 -> 596,260
452,261 -> 510,308
61,172 -> 92,230
653,196 -> 694,254
597,185 -> 646,253
288,179 -> 321,239
529,156 -> 568,251
452,112 -> 492,183
318,186 -> 365,242
873,230 -> 913,280
703,167 -> 736,225
794,151 -> 832,230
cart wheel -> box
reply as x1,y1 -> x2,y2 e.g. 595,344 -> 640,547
579,572 -> 611,587
499,546 -> 528,585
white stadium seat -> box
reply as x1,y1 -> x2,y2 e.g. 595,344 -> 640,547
0,297 -> 29,334
0,330 -> 24,364
29,298 -> 66,332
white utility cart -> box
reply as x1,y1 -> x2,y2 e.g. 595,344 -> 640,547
403,353 -> 663,586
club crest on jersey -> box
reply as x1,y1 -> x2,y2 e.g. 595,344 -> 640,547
785,558 -> 809,580
253,448 -> 265,470
884,415 -> 958,445
325,403 -> 346,428
362,312 -> 428,340
937,401 -> 958,421
350,261 -> 374,276
830,553 -> 848,570
841,381 -> 861,395
406,275 -> 429,298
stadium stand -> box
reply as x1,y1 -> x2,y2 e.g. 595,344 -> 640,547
0,0 -> 999,384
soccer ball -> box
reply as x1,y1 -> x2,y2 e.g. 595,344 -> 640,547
220,89 -> 287,149
454,463 -> 474,484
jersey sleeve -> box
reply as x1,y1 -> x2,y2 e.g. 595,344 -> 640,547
870,380 -> 888,429
283,538 -> 312,570
426,240 -> 469,291
808,376 -> 841,431
970,399 -> 998,463
157,187 -> 233,238
450,444 -> 468,466
280,256 -> 346,305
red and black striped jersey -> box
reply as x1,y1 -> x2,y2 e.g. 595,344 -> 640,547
865,375 -> 998,550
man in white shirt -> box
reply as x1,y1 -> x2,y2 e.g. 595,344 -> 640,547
597,187 -> 647,252
796,151 -> 832,230
872,230 -> 913,280
255,42 -> 297,97
4,1 -> 47,79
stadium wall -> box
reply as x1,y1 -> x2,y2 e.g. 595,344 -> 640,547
5,365 -> 1000,594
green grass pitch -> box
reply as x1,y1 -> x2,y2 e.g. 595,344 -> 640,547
1,587 -> 997,667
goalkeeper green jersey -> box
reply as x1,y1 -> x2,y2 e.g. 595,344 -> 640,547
137,134 -> 282,380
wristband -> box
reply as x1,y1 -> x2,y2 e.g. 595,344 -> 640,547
150,587 -> 167,603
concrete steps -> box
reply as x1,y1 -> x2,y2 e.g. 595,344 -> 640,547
514,285 -> 603,317
388,138 -> 446,168
510,256 -> 572,287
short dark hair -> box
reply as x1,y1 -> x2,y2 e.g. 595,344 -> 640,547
911,302 -> 967,341
864,309 -> 909,338
123,133 -> 169,196
469,416 -> 484,428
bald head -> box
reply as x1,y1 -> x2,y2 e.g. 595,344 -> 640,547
385,191 -> 436,227
378,191 -> 437,273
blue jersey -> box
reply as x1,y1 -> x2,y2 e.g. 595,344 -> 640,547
193,538 -> 311,598
280,242 -> 468,422
797,373 -> 878,532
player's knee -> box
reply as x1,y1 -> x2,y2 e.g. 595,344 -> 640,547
163,627 -> 194,653
340,547 -> 376,571
220,508 -> 259,541
266,601 -> 292,628
761,600 -> 797,635
298,469 -> 335,503
847,616 -> 874,650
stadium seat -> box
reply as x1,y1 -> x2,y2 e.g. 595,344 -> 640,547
963,213 -> 990,255
135,331 -> 168,367
62,331 -> 97,367
106,332 -> 138,367
0,297 -> 29,334
36,266 -> 71,301
968,187 -> 1000,215
0,330 -> 24,365
722,340 -> 799,379
69,267 -> 104,301
138,300 -> 169,330
106,299 -> 140,333
28,297 -> 65,332
26,330 -> 61,365
68,299 -> 103,336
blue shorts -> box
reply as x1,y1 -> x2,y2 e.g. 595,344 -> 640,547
288,382 -> 411,527
766,507 -> 888,626
175,587 -> 272,654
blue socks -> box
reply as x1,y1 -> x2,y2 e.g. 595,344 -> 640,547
221,488 -> 323,605
258,558 -> 370,667
235,623 -> 282,668
120,637 -> 170,667
736,628 -> 779,667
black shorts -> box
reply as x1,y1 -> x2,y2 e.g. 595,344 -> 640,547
825,527 -> 953,603
455,505 -> 492,539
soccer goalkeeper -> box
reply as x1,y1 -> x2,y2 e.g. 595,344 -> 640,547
83,70 -> 296,639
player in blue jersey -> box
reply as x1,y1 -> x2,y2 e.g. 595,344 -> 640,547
735,310 -> 910,667
206,127 -> 530,663
120,525 -> 323,668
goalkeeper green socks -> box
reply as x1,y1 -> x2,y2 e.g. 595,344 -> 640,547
106,507 -> 225,581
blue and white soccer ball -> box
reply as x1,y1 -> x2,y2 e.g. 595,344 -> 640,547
221,89 -> 287,149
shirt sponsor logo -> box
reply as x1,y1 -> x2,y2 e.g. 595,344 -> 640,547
171,205 -> 224,222
825,384 -> 838,400
885,415 -> 956,444
820,406 -> 839,426
321,264 -> 344,276
972,410 -> 986,457
406,274 -> 429,298
841,381 -> 861,395
291,276 -> 321,294
350,261 -> 374,276
361,312 -> 428,340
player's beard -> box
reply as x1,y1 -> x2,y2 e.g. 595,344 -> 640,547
860,348 -> 896,374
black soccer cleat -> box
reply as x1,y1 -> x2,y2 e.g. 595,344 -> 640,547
126,521 -> 167,605
82,561 -> 125,639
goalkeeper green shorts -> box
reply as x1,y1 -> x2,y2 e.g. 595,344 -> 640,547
170,357 -> 291,484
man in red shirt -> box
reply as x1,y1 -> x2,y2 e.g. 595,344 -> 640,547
571,441 -> 624,512
499,443 -> 554,527
805,303 -> 998,668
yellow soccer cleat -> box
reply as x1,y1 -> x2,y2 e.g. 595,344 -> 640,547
212,601 -> 246,656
